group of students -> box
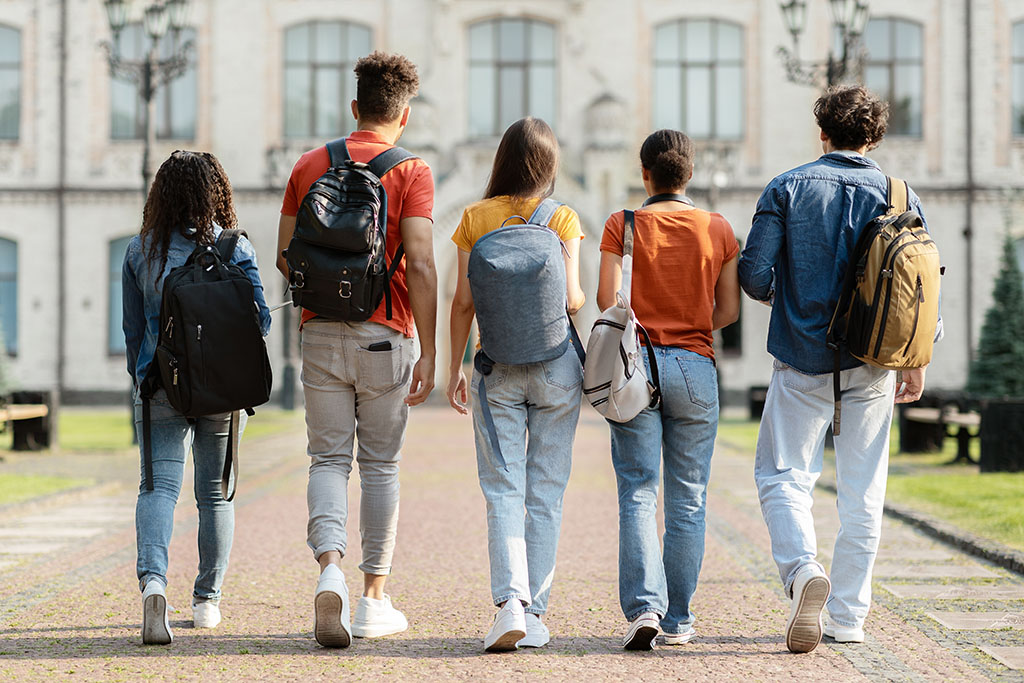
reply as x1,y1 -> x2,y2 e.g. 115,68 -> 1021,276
122,51 -> 932,654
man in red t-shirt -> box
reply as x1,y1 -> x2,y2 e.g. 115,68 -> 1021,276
276,52 -> 437,648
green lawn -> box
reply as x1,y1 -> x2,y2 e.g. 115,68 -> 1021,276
716,416 -> 1024,552
0,474 -> 89,506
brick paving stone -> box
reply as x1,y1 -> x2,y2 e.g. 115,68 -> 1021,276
872,563 -> 1001,579
880,583 -> 1024,600
927,612 -> 1024,629
0,527 -> 104,539
980,647 -> 1024,670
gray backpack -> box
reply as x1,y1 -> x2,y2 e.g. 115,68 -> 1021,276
468,198 -> 585,468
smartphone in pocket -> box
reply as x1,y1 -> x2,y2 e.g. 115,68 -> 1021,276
367,341 -> 393,352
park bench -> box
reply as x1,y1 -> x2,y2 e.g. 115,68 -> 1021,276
0,391 -> 56,450
901,402 -> 981,464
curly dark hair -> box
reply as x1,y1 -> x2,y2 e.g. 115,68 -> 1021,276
814,85 -> 889,151
354,51 -> 420,123
140,150 -> 237,281
640,129 -> 695,193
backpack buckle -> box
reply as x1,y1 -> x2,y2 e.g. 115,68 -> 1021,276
339,281 -> 352,298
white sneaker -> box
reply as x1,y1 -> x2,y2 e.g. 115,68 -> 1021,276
314,564 -> 351,648
662,626 -> 696,645
192,599 -> 221,629
141,579 -> 173,645
623,612 -> 660,650
351,594 -> 408,638
824,615 -> 865,643
517,613 -> 550,648
484,600 -> 526,652
785,564 -> 831,654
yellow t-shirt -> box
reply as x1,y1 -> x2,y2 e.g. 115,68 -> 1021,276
451,196 -> 584,252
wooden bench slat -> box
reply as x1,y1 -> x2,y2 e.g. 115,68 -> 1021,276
0,404 -> 49,421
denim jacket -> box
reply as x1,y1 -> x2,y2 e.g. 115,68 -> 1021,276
738,152 -> 936,375
122,225 -> 272,387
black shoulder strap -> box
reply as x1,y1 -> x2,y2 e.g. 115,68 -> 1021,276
326,138 -> 350,167
215,229 -> 247,263
642,193 -> 695,207
221,411 -> 240,502
367,146 -> 418,179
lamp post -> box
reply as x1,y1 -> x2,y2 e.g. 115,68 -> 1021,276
777,0 -> 870,88
101,0 -> 193,196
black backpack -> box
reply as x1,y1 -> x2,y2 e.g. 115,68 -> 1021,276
140,229 -> 273,501
284,138 -> 416,320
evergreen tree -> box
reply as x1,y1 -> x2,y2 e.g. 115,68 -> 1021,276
967,236 -> 1024,397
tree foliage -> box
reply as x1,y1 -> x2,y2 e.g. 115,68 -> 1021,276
968,236 -> 1024,397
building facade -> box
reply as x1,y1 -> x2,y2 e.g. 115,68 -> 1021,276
0,0 -> 1018,403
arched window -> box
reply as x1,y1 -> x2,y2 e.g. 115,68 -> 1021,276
0,238 -> 16,354
863,18 -> 923,137
468,18 -> 556,138
0,25 -> 20,140
1013,21 -> 1024,136
108,236 -> 133,355
652,19 -> 743,140
110,25 -> 197,140
283,21 -> 372,138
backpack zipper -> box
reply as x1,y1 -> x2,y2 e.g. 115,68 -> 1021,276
902,276 -> 924,356
197,324 -> 202,341
872,238 -> 930,358
165,316 -> 174,340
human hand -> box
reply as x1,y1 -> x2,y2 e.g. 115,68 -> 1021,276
895,366 -> 927,404
447,368 -> 469,415
405,355 -> 435,406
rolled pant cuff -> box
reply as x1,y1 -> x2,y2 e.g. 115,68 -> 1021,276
138,574 -> 167,592
493,592 -> 529,608
311,543 -> 346,562
625,607 -> 664,622
357,563 -> 391,576
524,606 -> 545,615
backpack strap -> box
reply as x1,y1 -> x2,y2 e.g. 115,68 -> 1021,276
365,146 -> 418,321
526,198 -> 562,228
325,138 -> 350,167
215,229 -> 247,263
221,410 -> 240,502
887,176 -> 909,214
473,351 -> 508,471
367,146 -> 417,179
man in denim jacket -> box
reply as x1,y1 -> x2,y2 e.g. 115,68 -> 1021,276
739,86 -> 935,653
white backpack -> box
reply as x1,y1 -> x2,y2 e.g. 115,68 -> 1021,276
583,209 -> 660,422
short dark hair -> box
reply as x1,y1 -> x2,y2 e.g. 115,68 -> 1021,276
354,51 -> 420,123
639,129 -> 695,193
814,85 -> 889,150
484,117 -> 560,200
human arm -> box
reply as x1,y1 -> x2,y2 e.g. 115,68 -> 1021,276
738,181 -> 786,302
400,215 -> 437,406
121,254 -> 144,386
234,236 -> 272,336
276,214 -> 295,280
597,251 -> 622,311
895,366 -> 927,403
563,236 -> 585,314
446,249 -> 475,415
712,256 -> 741,330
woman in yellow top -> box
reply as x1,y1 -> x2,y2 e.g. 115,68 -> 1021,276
446,117 -> 585,652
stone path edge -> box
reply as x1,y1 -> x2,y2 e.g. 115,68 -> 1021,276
817,481 -> 1024,577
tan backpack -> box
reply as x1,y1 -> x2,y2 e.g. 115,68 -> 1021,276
826,177 -> 941,434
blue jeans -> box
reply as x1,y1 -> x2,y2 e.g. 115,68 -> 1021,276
471,344 -> 583,614
610,346 -> 718,633
133,389 -> 246,601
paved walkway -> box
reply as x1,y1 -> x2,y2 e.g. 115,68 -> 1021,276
0,407 -> 1022,681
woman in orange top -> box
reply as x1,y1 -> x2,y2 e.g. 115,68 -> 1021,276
597,129 -> 740,650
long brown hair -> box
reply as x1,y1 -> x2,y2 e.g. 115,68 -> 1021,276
484,117 -> 559,200
140,150 -> 238,281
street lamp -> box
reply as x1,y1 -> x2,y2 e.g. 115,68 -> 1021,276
777,0 -> 870,88
101,0 -> 194,195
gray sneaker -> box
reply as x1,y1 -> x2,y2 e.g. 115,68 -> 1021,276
785,564 -> 831,653
623,612 -> 660,650
142,579 -> 173,645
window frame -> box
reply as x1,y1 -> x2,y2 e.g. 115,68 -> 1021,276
651,18 -> 745,141
863,17 -> 924,138
1012,21 -> 1024,138
0,24 -> 21,141
467,17 -> 558,139
0,236 -> 17,356
108,236 -> 133,356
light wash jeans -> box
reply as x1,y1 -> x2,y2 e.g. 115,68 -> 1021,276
134,388 -> 246,600
609,346 -> 718,634
754,359 -> 895,629
471,343 -> 582,614
302,320 -> 415,575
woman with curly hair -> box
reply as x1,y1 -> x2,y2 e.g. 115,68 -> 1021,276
122,150 -> 271,644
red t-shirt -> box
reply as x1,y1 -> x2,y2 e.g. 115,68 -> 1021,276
600,208 -> 739,360
281,129 -> 435,336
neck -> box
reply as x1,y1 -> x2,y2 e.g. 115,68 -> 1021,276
357,120 -> 403,144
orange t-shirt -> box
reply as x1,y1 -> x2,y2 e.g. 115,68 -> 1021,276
600,208 -> 739,360
281,130 -> 435,336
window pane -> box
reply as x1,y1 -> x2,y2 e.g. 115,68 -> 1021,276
528,64 -> 555,125
159,65 -> 196,139
469,21 -> 493,61
468,63 -> 496,137
653,64 -> 681,129
343,68 -> 357,132
0,67 -> 18,139
654,22 -> 679,61
529,21 -> 555,61
347,24 -> 371,61
315,22 -> 343,63
109,237 -> 131,355
894,20 -> 922,60
685,65 -> 711,138
284,65 -> 312,137
499,20 -> 526,62
1015,63 -> 1024,136
716,64 -> 743,139
1015,239 -> 1024,274
684,20 -> 712,62
892,63 -> 922,135
285,24 -> 310,62
315,67 -> 342,137
0,238 -> 16,355
865,65 -> 890,100
0,26 -> 19,64
1015,22 -> 1024,59
864,19 -> 891,60
111,78 -> 138,139
498,66 -> 525,132
717,22 -> 742,61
